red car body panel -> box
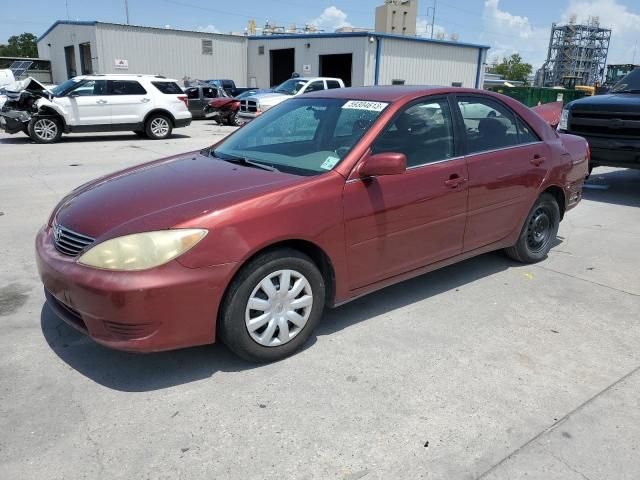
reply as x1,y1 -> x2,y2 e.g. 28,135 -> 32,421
36,86 -> 589,352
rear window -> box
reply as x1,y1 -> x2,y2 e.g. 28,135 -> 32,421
152,81 -> 183,94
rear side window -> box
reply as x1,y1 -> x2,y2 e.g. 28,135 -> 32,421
108,80 -> 147,95
326,80 -> 341,89
305,81 -> 325,93
186,88 -> 199,100
152,81 -> 183,94
457,97 -> 518,154
516,117 -> 540,143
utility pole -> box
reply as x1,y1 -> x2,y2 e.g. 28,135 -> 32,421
427,0 -> 437,39
65,0 -> 70,20
125,0 -> 130,24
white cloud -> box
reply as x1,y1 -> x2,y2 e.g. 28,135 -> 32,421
482,0 -> 550,68
561,0 -> 640,64
309,6 -> 351,32
197,24 -> 220,34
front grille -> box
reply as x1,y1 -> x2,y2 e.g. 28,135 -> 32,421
53,223 -> 95,256
103,321 -> 157,340
569,111 -> 640,138
240,99 -> 258,113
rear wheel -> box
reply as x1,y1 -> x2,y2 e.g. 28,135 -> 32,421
145,114 -> 172,140
219,248 -> 325,362
28,117 -> 62,143
505,193 -> 560,263
227,112 -> 240,126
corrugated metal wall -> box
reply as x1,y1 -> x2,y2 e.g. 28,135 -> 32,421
247,36 -> 373,88
95,24 -> 247,84
37,24 -> 97,84
378,38 -> 482,88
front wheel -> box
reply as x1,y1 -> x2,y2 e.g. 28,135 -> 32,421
505,193 -> 560,263
218,248 -> 325,362
145,114 -> 173,140
227,112 -> 240,126
28,117 -> 62,143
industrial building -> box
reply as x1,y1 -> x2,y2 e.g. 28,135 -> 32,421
540,17 -> 611,87
37,20 -> 488,89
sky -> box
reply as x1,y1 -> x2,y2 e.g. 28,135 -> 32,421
2,0 -> 639,69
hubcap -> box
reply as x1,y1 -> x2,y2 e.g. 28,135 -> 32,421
526,207 -> 552,252
150,118 -> 169,137
245,269 -> 313,347
34,119 -> 57,140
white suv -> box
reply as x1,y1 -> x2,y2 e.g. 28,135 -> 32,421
3,74 -> 192,143
238,77 -> 344,123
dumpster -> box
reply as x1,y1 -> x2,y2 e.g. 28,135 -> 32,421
489,86 -> 587,107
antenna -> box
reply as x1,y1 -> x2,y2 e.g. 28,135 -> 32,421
125,0 -> 130,25
427,0 -> 437,39
65,0 -> 70,20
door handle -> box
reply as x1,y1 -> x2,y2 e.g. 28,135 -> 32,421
530,154 -> 545,166
141,98 -> 151,103
444,174 -> 467,188
96,99 -> 107,104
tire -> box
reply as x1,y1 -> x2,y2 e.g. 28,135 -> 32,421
219,248 -> 326,363
144,114 -> 173,140
227,112 -> 240,126
133,130 -> 147,138
28,116 -> 62,144
505,193 -> 560,263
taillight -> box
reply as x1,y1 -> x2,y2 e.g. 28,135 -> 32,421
178,95 -> 188,108
586,142 -> 591,162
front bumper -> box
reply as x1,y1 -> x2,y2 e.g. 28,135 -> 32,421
0,110 -> 29,134
36,226 -> 237,352
573,133 -> 640,169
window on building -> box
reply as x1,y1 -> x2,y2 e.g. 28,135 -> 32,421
451,82 -> 463,87
372,98 -> 455,167
258,45 -> 265,55
107,80 -> 147,95
202,39 -> 213,55
391,79 -> 405,85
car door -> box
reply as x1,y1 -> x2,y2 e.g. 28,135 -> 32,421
343,96 -> 469,289
107,80 -> 151,126
60,80 -> 110,126
186,87 -> 205,116
453,95 -> 551,252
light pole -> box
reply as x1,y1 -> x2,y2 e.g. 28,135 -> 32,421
427,0 -> 437,39
125,0 -> 130,24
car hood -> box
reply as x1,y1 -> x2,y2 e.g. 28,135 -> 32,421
247,92 -> 292,106
54,150 -> 302,240
567,93 -> 640,112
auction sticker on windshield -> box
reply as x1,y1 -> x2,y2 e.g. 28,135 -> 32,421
342,100 -> 388,112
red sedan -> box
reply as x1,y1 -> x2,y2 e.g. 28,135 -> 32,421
36,86 -> 589,362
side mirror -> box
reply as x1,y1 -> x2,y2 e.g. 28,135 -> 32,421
67,91 -> 79,98
358,152 -> 407,178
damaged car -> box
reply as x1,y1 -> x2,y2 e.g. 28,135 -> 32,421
0,74 -> 192,143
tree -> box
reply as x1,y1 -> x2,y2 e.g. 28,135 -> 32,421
492,53 -> 532,83
0,33 -> 38,58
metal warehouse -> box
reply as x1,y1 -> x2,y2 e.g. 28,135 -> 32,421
37,21 -> 488,89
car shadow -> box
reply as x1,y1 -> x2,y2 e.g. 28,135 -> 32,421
583,168 -> 640,208
0,133 -> 191,144
41,250 -> 534,392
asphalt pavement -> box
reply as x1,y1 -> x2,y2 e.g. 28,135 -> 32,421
1,121 -> 639,479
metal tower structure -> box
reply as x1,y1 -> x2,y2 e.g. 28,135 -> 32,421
541,17 -> 611,87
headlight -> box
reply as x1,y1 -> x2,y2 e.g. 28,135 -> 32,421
78,229 -> 207,271
558,109 -> 569,131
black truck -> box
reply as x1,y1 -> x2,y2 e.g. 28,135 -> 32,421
205,79 -> 251,97
559,68 -> 640,172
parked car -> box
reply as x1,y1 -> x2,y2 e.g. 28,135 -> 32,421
206,79 -> 252,97
185,83 -> 229,119
36,86 -> 588,362
558,67 -> 640,173
0,74 -> 191,143
237,77 -> 344,123
206,89 -> 272,126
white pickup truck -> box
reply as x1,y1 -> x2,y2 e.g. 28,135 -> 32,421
237,77 -> 344,123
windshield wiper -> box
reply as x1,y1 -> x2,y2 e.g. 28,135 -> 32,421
211,150 -> 279,172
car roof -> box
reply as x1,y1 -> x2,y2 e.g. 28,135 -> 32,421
303,85 -> 478,102
77,74 -> 178,82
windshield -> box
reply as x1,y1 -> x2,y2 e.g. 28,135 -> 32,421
274,79 -> 308,95
213,98 -> 389,176
50,78 -> 82,97
610,68 -> 640,93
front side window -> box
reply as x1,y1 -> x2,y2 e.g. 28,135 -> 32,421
305,81 -> 325,93
457,97 -> 518,153
372,98 -> 455,167
202,88 -> 217,99
69,80 -> 107,96
214,98 -> 389,175
273,79 -> 308,95
108,80 -> 147,95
